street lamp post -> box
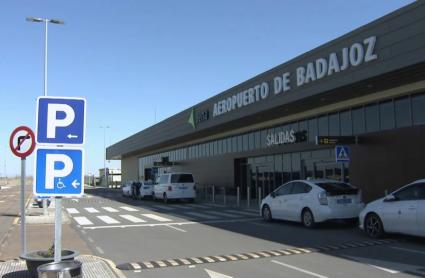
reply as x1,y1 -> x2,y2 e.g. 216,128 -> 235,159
100,126 -> 110,187
26,16 -> 64,263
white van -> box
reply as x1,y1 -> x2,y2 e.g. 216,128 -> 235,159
153,173 -> 196,203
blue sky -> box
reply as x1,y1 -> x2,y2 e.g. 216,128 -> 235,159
0,0 -> 414,177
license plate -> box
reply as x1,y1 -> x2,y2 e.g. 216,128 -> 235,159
337,198 -> 352,204
179,186 -> 187,190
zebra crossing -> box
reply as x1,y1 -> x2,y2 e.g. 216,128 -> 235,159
66,204 -> 260,227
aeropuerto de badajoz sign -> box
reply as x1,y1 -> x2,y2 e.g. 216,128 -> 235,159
213,36 -> 378,118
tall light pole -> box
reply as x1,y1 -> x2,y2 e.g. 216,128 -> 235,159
27,16 -> 65,263
26,17 -> 64,96
100,126 -> 110,187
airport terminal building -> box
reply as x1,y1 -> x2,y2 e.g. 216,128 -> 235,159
107,2 -> 425,202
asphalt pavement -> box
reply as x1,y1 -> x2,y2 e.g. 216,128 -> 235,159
63,187 -> 425,278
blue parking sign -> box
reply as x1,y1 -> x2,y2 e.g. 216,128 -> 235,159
34,147 -> 84,196
36,97 -> 86,145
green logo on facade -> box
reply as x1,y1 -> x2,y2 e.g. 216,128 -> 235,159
188,109 -> 196,129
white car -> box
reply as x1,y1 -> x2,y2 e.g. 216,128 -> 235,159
359,179 -> 425,238
153,173 -> 196,203
122,182 -> 133,197
137,181 -> 154,199
260,179 -> 364,228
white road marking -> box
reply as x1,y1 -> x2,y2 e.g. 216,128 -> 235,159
95,246 -> 105,254
102,207 -> 119,212
271,260 -> 328,278
141,214 -> 171,222
368,264 -> 400,274
150,205 -> 175,211
73,217 -> 93,226
206,211 -> 239,218
120,206 -> 138,212
66,208 -> 79,214
97,215 -> 120,224
205,269 -> 233,278
119,215 -> 146,223
155,261 -> 167,267
84,207 -> 99,213
166,259 -> 179,266
184,212 -> 219,219
87,237 -> 94,243
130,263 -> 141,270
0,201 -> 5,203
83,217 -> 261,230
166,225 -> 186,232
389,246 -> 425,255
184,204 -> 210,209
225,210 -> 258,216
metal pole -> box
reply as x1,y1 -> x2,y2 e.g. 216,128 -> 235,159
20,158 -> 27,256
223,187 -> 226,205
236,187 -> 240,207
44,19 -> 48,97
247,186 -> 250,208
212,185 -> 215,203
54,197 -> 62,263
258,187 -> 262,207
42,19 -> 49,214
103,128 -> 106,187
204,185 -> 207,200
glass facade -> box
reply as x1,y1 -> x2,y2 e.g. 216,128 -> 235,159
240,148 -> 349,198
139,91 -> 425,174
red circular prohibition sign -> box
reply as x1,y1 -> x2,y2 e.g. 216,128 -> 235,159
9,126 -> 36,158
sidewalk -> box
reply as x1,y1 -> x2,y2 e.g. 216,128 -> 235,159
0,199 -> 125,277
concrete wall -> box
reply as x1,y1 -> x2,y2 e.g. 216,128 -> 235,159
121,156 -> 139,183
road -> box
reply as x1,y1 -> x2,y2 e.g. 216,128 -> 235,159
64,188 -> 425,278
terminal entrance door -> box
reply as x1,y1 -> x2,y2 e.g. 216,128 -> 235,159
256,165 -> 275,198
301,160 -> 349,182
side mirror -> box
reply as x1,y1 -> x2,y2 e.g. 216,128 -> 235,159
271,192 -> 276,198
384,195 -> 397,202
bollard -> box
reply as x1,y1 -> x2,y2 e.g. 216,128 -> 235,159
236,187 -> 240,207
223,187 -> 226,205
212,185 -> 215,203
247,186 -> 250,207
384,189 -> 388,196
258,187 -> 262,207
205,186 -> 208,200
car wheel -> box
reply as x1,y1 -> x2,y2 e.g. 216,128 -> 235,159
262,205 -> 272,222
365,213 -> 384,238
163,193 -> 168,204
188,198 -> 195,203
302,208 -> 315,228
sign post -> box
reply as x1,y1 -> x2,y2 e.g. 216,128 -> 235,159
9,126 -> 36,257
335,145 -> 350,182
35,96 -> 86,263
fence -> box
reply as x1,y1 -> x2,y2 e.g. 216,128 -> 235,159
196,184 -> 263,209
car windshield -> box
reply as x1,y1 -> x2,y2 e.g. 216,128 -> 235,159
315,182 -> 358,195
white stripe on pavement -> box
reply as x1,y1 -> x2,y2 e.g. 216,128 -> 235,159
119,215 -> 146,223
183,212 -> 219,219
120,206 -> 139,212
150,205 -> 175,211
184,204 -> 210,209
73,216 -> 93,226
97,215 -> 120,224
84,207 -> 99,213
271,260 -> 328,278
225,210 -> 258,216
206,211 -> 239,218
389,246 -> 425,255
102,207 -> 119,212
141,214 -> 171,222
66,208 -> 79,214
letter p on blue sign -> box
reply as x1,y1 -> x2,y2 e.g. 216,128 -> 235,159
36,97 -> 86,145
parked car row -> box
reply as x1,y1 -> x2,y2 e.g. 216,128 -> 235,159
122,172 -> 196,203
260,178 -> 425,239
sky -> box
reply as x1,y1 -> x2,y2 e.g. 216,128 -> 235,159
0,0 -> 415,177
